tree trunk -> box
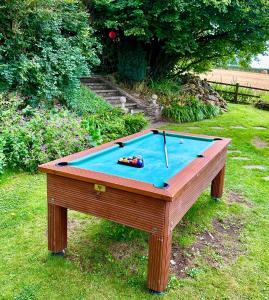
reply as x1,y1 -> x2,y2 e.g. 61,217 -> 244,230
147,41 -> 179,79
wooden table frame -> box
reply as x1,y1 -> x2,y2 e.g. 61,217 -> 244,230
39,129 -> 230,293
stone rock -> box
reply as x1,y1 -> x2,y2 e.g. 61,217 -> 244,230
243,165 -> 266,170
170,259 -> 176,266
231,157 -> 250,161
180,74 -> 228,112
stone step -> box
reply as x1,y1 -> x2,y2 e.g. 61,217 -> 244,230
81,77 -> 104,84
105,97 -> 138,105
95,90 -> 121,97
106,99 -> 121,105
85,83 -> 110,89
94,89 -> 118,93
115,102 -> 138,108
104,96 -> 122,101
81,76 -> 149,118
131,108 -> 145,114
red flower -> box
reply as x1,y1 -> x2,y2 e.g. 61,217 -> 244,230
108,31 -> 117,40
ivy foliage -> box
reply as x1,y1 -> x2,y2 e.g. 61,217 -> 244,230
88,0 -> 269,79
0,0 -> 101,104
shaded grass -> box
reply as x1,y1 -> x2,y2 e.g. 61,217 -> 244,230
0,104 -> 269,299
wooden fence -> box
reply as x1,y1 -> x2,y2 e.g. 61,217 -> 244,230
206,80 -> 269,103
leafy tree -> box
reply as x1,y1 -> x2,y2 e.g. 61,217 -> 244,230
0,0 -> 101,104
87,0 -> 269,79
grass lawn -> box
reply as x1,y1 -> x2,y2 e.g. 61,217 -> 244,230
1,104 -> 269,300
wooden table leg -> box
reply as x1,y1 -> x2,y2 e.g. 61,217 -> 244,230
211,165 -> 226,199
48,203 -> 67,255
147,233 -> 172,293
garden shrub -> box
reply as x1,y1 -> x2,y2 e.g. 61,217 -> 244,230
0,94 -> 89,173
162,96 -> 220,123
149,79 -> 182,99
67,86 -> 112,115
0,93 -> 149,174
0,0 -> 100,105
81,109 -> 149,145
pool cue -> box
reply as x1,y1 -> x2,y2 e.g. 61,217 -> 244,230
163,131 -> 169,168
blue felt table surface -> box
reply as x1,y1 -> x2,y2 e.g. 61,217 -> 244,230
69,132 -> 215,188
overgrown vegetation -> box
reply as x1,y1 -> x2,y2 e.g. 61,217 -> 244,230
0,0 -> 100,105
162,96 -> 220,123
125,78 -> 222,123
67,86 -> 112,115
88,0 -> 269,79
82,109 -> 148,146
0,92 -> 148,174
0,93 -> 89,173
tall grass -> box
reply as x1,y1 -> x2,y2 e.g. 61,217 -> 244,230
162,96 -> 220,123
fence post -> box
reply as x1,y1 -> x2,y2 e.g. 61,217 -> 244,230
234,83 -> 239,103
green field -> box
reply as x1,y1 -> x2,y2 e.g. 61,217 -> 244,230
1,104 -> 269,300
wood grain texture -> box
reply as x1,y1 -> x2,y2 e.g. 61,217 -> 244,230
48,203 -> 67,253
169,150 -> 227,230
211,165 -> 226,198
147,233 -> 172,292
47,174 -> 166,235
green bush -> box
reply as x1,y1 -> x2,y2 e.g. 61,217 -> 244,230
0,94 -> 89,173
0,0 -> 100,105
68,86 -> 112,115
149,79 -> 182,99
0,93 -> 148,174
123,113 -> 149,135
81,109 -> 149,145
162,96 -> 220,123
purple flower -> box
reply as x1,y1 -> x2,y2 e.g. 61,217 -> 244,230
41,144 -> 47,151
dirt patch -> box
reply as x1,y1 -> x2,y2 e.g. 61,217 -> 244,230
170,217 -> 245,278
109,241 -> 147,260
68,218 -> 88,233
227,191 -> 253,208
251,136 -> 268,149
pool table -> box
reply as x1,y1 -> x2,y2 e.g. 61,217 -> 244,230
39,129 -> 230,293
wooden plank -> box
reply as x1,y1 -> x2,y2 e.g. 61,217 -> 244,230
215,89 -> 260,98
48,203 -> 67,253
207,80 -> 269,92
147,233 -> 172,293
169,150 -> 227,230
234,83 -> 239,102
211,165 -> 226,199
47,174 -> 167,235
